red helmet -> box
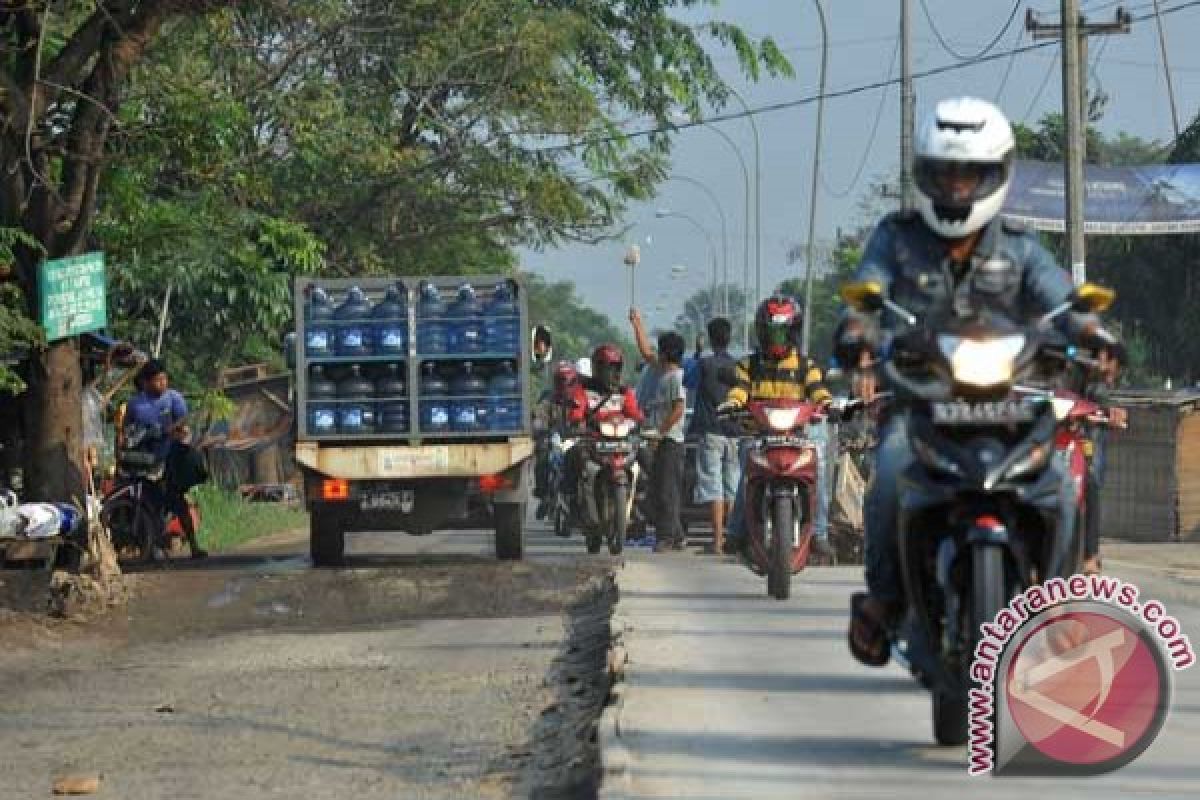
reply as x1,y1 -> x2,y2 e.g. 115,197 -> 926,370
552,360 -> 579,399
755,295 -> 801,360
591,344 -> 624,393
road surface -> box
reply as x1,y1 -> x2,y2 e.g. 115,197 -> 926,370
0,525 -> 614,799
602,550 -> 1200,799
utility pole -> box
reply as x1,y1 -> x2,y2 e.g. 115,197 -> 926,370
900,0 -> 915,212
1027,4 -> 1131,285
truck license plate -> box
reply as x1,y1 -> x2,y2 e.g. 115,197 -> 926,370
377,446 -> 450,476
360,490 -> 415,513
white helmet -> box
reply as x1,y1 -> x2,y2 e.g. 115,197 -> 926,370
574,357 -> 592,378
914,97 -> 1015,239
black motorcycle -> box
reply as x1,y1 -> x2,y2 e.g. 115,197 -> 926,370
841,279 -> 1115,746
101,423 -> 172,564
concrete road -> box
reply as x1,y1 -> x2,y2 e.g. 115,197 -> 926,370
0,524 -> 613,800
603,550 -> 1200,800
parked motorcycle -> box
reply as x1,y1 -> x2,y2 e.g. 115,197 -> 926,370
574,412 -> 640,555
101,423 -> 188,563
720,399 -> 826,600
840,279 -> 1115,746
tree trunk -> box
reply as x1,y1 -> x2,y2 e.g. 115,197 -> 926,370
25,338 -> 86,503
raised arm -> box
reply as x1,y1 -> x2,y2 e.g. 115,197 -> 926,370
628,308 -> 658,367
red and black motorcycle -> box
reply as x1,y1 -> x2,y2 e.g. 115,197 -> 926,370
721,399 -> 825,600
574,410 -> 641,556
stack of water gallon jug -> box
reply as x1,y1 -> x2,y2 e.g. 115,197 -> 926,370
300,279 -> 523,438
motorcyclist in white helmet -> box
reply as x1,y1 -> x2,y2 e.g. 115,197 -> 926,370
833,97 -> 1119,667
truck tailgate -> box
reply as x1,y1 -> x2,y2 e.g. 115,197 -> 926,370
296,438 -> 534,480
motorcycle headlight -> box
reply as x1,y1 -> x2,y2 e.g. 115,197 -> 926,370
599,419 -> 635,438
937,334 -> 1026,388
765,407 -> 802,432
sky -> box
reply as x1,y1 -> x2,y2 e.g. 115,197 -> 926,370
518,0 -> 1200,335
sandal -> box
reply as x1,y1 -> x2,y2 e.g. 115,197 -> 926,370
848,591 -> 892,668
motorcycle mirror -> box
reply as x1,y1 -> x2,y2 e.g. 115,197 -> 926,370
531,325 -> 553,366
283,332 -> 297,370
839,281 -> 885,313
1070,283 -> 1116,314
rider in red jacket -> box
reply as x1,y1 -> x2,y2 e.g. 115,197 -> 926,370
568,344 -> 644,425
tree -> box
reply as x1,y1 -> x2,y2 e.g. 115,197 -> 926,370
668,284 -> 750,350
2,2 -> 792,498
1,1 -> 236,500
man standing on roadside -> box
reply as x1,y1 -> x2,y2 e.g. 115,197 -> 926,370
683,318 -> 740,554
630,309 -> 688,552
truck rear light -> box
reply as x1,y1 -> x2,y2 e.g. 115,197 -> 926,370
322,478 -> 350,501
478,473 -> 512,493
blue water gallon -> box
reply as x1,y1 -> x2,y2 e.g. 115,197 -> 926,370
484,281 -> 520,355
306,365 -> 338,435
304,287 -> 335,357
487,360 -> 522,431
417,281 -> 449,355
336,364 -> 376,433
375,363 -> 409,434
450,360 -> 487,432
448,283 -> 485,354
334,286 -> 373,356
419,361 -> 451,433
373,284 -> 408,356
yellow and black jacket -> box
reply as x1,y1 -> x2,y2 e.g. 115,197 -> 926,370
724,349 -> 832,408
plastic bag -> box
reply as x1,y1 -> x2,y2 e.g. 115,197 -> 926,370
0,490 -> 23,539
17,503 -> 62,539
831,452 -> 866,534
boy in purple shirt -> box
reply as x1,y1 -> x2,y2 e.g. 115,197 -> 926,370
124,360 -> 207,558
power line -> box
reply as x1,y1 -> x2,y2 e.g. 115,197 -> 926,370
820,35 -> 901,198
919,0 -> 1022,61
1023,49 -> 1060,124
994,23 -> 1026,102
531,0 -> 1200,153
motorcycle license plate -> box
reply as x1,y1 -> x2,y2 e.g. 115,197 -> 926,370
931,400 -> 1035,425
594,440 -> 630,453
360,489 -> 415,513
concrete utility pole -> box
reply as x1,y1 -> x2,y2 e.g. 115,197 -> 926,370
900,0 -> 915,212
1027,4 -> 1131,285
800,0 -> 828,355
1150,0 -> 1182,141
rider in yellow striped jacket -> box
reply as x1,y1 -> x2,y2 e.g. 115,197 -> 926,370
721,295 -> 832,555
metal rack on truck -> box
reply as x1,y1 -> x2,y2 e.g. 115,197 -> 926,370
291,275 -> 534,565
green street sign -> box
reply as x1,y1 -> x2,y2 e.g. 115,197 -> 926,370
39,252 -> 107,342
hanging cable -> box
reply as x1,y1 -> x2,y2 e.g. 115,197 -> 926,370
820,35 -> 901,198
919,0 -> 1022,61
993,23 -> 1026,102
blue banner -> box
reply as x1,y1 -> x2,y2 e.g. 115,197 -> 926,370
1003,160 -> 1200,235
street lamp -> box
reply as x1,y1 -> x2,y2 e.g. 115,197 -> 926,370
666,174 -> 729,317
800,0 -> 828,355
656,209 -> 719,319
671,111 -> 753,349
723,86 -> 762,314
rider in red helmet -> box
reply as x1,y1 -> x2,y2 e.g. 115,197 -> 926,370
534,360 -> 585,519
570,344 -> 643,424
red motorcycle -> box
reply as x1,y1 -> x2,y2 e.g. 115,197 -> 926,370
723,399 -> 825,600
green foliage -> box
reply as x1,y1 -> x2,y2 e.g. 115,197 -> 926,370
192,485 -> 307,553
0,228 -> 45,393
88,1 -> 789,390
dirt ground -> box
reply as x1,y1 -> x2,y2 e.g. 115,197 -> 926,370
0,528 -> 616,799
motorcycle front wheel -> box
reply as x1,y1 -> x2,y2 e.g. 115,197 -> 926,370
933,544 -> 1007,746
769,496 -> 793,601
608,483 -> 628,556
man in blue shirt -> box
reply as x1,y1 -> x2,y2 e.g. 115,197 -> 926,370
124,360 -> 207,558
